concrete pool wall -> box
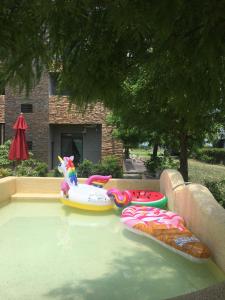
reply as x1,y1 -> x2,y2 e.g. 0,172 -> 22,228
0,171 -> 225,274
160,169 -> 225,274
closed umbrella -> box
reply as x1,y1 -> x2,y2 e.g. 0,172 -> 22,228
8,113 -> 29,161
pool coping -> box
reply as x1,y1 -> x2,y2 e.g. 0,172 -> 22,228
160,169 -> 225,275
0,170 -> 225,300
0,172 -> 225,276
167,280 -> 225,300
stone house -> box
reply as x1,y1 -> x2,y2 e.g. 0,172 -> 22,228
0,73 -> 123,169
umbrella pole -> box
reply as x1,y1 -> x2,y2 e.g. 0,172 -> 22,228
13,160 -> 17,176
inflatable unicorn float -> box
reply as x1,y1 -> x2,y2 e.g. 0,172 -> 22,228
58,155 -> 114,211
57,155 -> 168,211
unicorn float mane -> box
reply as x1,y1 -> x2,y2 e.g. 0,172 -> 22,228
58,155 -> 112,191
58,155 -> 78,186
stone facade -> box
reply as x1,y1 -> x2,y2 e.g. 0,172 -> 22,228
5,73 -> 50,163
0,95 -> 5,123
101,123 -> 123,161
49,97 -> 106,124
2,74 -> 123,167
49,97 -> 123,161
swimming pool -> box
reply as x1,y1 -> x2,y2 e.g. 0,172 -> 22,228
0,201 -> 224,300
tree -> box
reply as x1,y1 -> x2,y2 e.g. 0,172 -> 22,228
106,113 -> 147,159
103,58 -> 225,180
1,1 -> 225,180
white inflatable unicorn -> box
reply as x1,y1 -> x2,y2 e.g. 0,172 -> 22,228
58,156 -> 114,211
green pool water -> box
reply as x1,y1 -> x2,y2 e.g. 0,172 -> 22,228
0,202 -> 224,300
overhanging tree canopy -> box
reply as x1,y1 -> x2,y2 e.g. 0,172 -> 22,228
1,1 -> 225,180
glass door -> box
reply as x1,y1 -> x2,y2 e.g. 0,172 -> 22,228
61,133 -> 83,165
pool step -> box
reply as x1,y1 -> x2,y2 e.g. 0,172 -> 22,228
11,193 -> 60,202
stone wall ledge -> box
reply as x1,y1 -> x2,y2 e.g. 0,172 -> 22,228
2,173 -> 225,273
160,169 -> 225,274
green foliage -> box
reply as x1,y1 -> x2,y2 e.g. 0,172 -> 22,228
145,155 -> 179,178
77,156 -> 123,178
95,156 -> 123,178
15,155 -> 48,177
193,148 -> 225,165
1,1 -> 225,180
188,159 -> 225,185
106,113 -> 146,147
77,160 -> 95,178
205,180 -> 225,208
0,140 -> 49,177
47,168 -> 63,177
0,168 -> 13,178
53,167 -> 63,177
0,140 -> 12,168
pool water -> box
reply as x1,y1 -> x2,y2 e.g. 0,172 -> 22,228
0,202 -> 224,300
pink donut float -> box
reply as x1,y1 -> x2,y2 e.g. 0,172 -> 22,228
121,206 -> 210,261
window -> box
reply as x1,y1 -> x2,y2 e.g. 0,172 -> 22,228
0,88 -> 5,95
61,133 -> 83,165
27,141 -> 33,151
49,72 -> 70,96
21,104 -> 33,113
0,123 -> 4,144
0,81 -> 5,95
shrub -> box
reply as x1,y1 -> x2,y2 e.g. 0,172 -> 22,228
94,156 -> 123,178
193,148 -> 225,164
77,156 -> 123,178
77,160 -> 95,178
0,168 -> 13,178
16,156 -> 48,177
0,140 -> 49,177
0,140 -> 13,168
205,180 -> 225,208
145,154 -> 179,178
48,167 -> 63,177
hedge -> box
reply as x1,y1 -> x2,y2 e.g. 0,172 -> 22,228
193,148 -> 225,165
205,180 -> 225,208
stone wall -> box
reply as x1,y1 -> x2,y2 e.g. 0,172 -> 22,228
101,123 -> 123,162
5,74 -> 49,164
160,169 -> 225,273
49,97 -> 106,124
49,96 -> 123,162
0,95 -> 5,123
0,177 -> 16,206
3,76 -> 123,165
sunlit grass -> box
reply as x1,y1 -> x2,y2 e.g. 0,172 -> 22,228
130,148 -> 164,160
130,149 -> 225,185
188,159 -> 225,185
130,148 -> 151,160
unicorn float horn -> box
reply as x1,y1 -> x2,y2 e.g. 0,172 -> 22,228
58,155 -> 70,198
58,155 -> 64,163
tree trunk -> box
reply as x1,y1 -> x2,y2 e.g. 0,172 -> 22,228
124,146 -> 130,159
152,143 -> 158,160
179,133 -> 188,181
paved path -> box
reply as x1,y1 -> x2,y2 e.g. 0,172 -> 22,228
123,158 -> 146,178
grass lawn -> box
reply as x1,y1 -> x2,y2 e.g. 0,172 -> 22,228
130,148 -> 225,185
130,148 -> 151,160
130,148 -> 164,160
188,159 -> 225,185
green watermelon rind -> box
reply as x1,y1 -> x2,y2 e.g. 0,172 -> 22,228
131,196 -> 168,208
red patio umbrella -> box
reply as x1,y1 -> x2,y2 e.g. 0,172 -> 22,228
8,113 -> 29,161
